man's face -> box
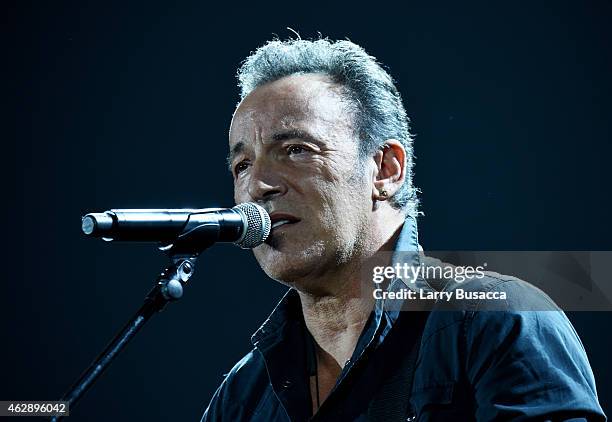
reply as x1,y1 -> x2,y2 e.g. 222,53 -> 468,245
229,73 -> 374,288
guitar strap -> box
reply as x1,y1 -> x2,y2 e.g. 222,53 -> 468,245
366,311 -> 428,422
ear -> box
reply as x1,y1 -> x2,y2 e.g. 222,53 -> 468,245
371,139 -> 406,202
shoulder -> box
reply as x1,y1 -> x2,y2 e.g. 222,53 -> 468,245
420,254 -> 560,312
416,257 -> 561,339
414,261 -> 604,419
419,265 -> 584,364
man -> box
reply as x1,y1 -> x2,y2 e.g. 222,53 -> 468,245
202,38 -> 605,421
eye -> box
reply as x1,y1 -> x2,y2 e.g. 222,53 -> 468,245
287,145 -> 306,155
234,161 -> 249,176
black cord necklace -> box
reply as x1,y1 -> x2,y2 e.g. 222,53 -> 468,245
307,329 -> 321,411
314,351 -> 321,409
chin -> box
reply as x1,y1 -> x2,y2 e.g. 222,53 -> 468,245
254,243 -> 322,284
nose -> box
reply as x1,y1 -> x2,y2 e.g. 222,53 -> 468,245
246,160 -> 286,202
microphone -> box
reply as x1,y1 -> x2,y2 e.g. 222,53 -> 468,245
81,202 -> 271,249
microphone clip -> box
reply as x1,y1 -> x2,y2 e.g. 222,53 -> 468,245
158,220 -> 222,257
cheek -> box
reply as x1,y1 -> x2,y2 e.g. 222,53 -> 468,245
233,178 -> 249,203
299,160 -> 368,217
299,157 -> 352,198
310,155 -> 345,183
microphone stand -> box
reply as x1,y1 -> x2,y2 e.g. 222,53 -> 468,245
50,225 -> 219,421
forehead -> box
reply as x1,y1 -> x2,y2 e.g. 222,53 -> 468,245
229,73 -> 354,147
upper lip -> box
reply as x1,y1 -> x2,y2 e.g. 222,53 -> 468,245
268,212 -> 301,225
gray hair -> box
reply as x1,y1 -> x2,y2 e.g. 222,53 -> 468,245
237,38 -> 419,217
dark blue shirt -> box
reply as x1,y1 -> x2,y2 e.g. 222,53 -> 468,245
201,217 -> 606,421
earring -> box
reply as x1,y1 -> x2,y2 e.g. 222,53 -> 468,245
378,188 -> 388,198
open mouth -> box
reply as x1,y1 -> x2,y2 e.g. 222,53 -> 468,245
269,212 -> 301,232
272,220 -> 294,229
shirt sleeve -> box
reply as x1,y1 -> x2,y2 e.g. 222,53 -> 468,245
464,309 -> 606,421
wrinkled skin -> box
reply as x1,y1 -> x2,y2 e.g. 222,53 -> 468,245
229,74 -> 377,295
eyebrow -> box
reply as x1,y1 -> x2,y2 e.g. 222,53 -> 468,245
272,129 -> 319,144
226,129 -> 321,171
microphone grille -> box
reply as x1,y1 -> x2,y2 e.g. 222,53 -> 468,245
233,202 -> 271,249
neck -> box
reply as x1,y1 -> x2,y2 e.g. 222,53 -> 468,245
300,289 -> 373,367
298,208 -> 405,367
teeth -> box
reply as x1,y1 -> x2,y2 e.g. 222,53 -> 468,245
272,219 -> 291,229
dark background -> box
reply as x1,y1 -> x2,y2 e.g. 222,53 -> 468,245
3,0 -> 611,419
